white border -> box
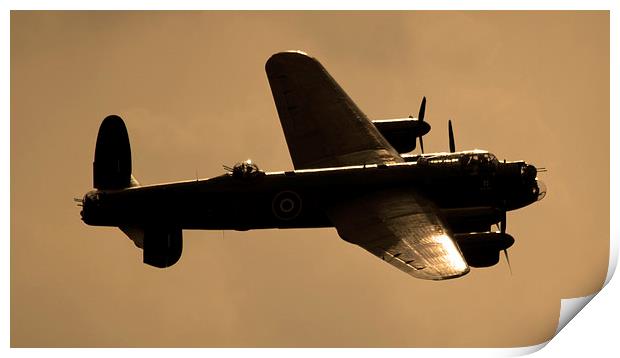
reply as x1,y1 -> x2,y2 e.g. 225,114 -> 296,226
4,1 -> 617,356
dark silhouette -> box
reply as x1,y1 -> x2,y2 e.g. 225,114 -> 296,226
80,51 -> 546,279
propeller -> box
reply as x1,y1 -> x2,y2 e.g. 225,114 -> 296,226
448,119 -> 456,153
418,97 -> 426,154
503,248 -> 512,275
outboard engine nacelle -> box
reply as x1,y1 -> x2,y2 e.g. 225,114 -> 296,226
454,232 -> 514,268
371,118 -> 430,153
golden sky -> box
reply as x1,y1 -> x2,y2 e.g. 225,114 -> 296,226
11,11 -> 609,347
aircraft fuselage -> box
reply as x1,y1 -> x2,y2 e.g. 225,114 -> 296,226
81,150 -> 545,233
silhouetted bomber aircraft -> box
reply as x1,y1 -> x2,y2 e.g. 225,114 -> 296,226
79,51 -> 546,280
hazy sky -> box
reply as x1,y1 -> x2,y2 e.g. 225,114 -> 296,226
11,11 -> 609,347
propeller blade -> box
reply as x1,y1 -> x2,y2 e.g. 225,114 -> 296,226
415,97 -> 427,154
503,249 -> 513,275
448,120 -> 456,153
418,96 -> 426,122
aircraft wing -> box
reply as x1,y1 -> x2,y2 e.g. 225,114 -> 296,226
265,51 -> 403,169
326,188 -> 470,280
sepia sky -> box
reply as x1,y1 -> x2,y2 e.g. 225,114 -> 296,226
11,11 -> 609,347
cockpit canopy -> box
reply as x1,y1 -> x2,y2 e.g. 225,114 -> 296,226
419,150 -> 499,167
457,152 -> 500,174
230,159 -> 263,179
465,152 -> 499,166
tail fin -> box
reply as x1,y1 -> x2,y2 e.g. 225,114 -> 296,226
93,115 -> 139,189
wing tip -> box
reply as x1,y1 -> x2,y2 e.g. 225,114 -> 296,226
265,50 -> 316,74
271,50 -> 311,58
429,266 -> 471,281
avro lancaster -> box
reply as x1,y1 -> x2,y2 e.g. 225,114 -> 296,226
79,51 -> 546,280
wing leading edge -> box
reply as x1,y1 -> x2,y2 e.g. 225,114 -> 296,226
266,51 -> 403,169
326,188 -> 470,280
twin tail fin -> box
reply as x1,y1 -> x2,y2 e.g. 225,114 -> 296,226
93,115 -> 139,189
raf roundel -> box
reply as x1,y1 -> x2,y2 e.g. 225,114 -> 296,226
272,190 -> 302,220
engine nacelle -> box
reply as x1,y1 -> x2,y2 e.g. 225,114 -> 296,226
454,232 -> 514,268
372,118 -> 431,153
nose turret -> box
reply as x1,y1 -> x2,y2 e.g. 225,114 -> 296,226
536,179 -> 547,201
496,160 -> 546,210
521,163 -> 546,204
